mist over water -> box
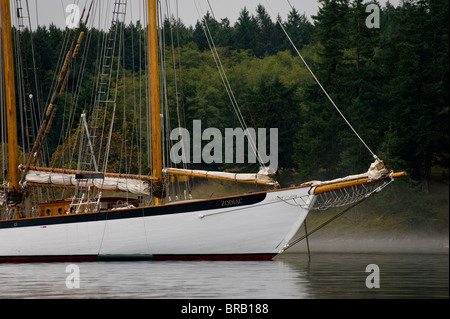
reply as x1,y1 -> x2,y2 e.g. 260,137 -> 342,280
285,234 -> 449,254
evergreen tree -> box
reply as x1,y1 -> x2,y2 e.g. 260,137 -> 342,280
378,0 -> 449,192
254,5 -> 277,57
246,76 -> 300,169
232,7 -> 258,53
10,3 -> 448,190
283,8 -> 314,53
193,12 -> 218,51
294,0 -> 352,180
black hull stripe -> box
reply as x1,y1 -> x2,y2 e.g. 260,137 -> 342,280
0,192 -> 266,229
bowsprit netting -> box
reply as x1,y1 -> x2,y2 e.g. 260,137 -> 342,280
311,180 -> 392,211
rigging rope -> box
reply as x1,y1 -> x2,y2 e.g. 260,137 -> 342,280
280,197 -> 368,253
194,0 -> 268,170
159,0 -> 193,200
264,0 -> 378,160
279,177 -> 393,253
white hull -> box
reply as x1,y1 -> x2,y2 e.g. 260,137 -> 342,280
0,186 -> 314,261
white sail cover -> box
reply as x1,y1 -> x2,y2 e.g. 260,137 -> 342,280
24,170 -> 150,195
163,167 -> 279,186
0,190 -> 5,206
302,158 -> 391,187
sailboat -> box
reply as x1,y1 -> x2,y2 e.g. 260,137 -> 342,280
0,0 -> 405,262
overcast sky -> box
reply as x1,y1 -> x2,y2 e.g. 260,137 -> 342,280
15,0 -> 401,30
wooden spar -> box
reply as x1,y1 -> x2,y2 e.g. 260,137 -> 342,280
311,171 -> 407,195
19,30 -> 84,185
148,0 -> 163,204
1,1 -> 19,191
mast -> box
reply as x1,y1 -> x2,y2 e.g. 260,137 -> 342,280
1,0 -> 20,192
148,0 -> 163,204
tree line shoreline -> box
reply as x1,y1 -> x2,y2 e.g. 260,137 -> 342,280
13,0 -> 448,194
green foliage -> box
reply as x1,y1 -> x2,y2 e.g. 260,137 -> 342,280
13,1 -> 448,192
377,0 -> 449,192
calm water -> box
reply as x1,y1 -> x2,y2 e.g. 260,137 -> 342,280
0,251 -> 447,300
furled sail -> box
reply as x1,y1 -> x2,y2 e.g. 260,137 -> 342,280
301,158 -> 392,189
20,166 -> 154,196
163,167 -> 279,187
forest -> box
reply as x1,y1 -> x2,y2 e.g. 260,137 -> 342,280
12,0 -> 449,199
